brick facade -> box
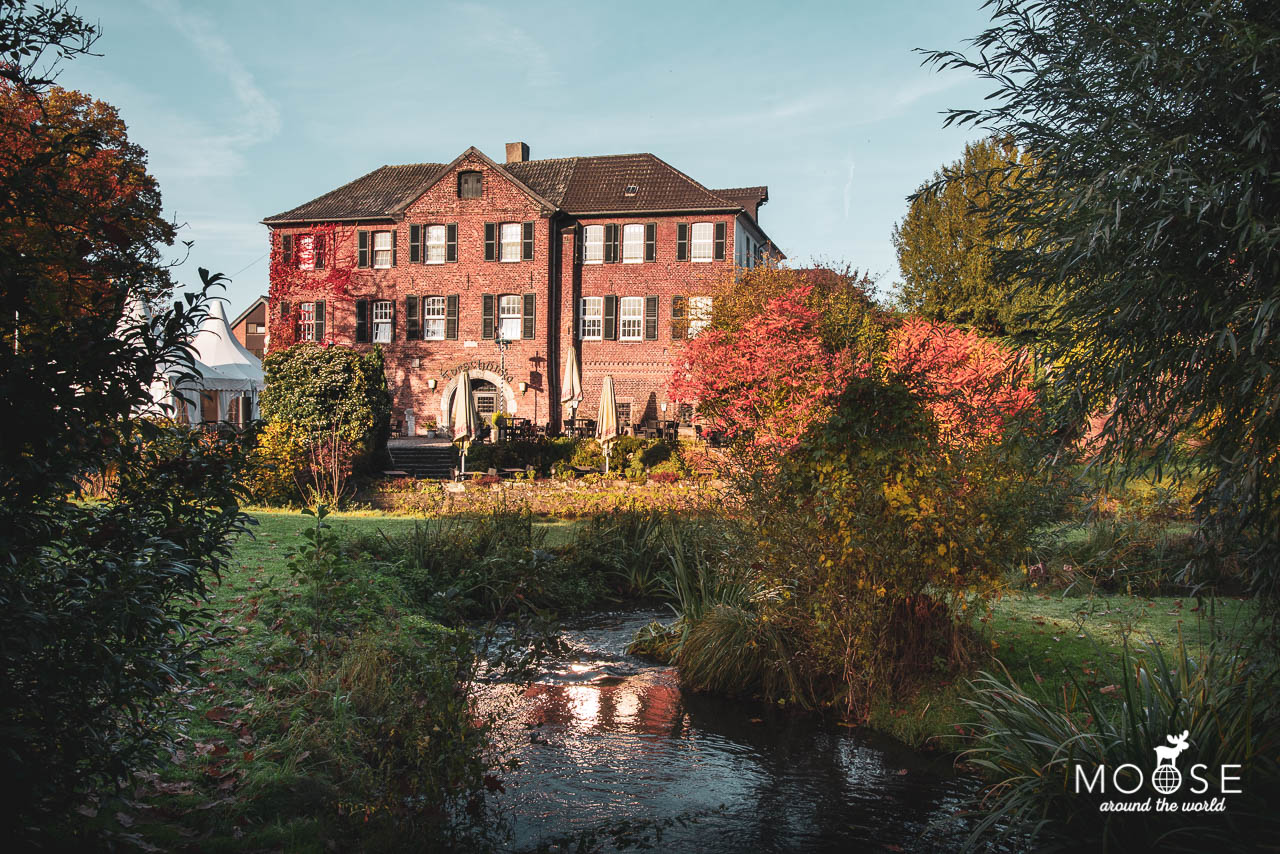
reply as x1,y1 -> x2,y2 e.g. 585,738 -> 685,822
264,146 -> 777,434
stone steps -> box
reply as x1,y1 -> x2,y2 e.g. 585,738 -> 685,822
386,445 -> 457,480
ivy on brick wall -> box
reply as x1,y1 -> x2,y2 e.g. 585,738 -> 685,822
259,343 -> 392,450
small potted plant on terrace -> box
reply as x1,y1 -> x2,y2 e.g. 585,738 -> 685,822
421,415 -> 438,438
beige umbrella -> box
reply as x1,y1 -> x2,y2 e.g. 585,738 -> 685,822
595,375 -> 619,473
451,371 -> 481,476
560,341 -> 583,424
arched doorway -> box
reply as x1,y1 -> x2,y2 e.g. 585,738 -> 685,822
439,370 -> 518,430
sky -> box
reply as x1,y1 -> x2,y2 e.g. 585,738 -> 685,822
63,0 -> 996,313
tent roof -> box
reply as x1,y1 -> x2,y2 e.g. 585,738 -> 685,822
188,299 -> 265,386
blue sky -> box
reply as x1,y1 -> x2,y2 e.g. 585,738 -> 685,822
65,0 -> 994,312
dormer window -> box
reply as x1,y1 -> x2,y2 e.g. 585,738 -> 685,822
458,170 -> 482,199
623,184 -> 639,197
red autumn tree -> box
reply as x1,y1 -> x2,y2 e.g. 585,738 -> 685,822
886,318 -> 1037,448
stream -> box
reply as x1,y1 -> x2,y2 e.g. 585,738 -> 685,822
479,610 -> 989,852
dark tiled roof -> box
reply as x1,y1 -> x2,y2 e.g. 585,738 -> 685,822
710,186 -> 768,218
263,163 -> 446,224
263,152 -> 758,223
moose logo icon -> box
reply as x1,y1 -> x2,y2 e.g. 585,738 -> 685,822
1152,730 -> 1191,795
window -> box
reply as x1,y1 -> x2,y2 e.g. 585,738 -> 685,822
372,300 -> 392,343
583,225 -> 604,264
580,297 -> 603,340
616,402 -> 632,424
373,231 -> 392,268
688,296 -> 712,337
423,296 -> 446,340
691,222 -> 714,262
619,296 -> 643,341
298,235 -> 315,270
299,302 -> 317,341
622,224 -> 644,263
458,170 -> 482,199
498,294 -> 522,340
426,225 -> 447,264
500,223 -> 521,262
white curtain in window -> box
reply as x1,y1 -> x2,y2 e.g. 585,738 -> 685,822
691,222 -> 713,261
622,224 -> 644,263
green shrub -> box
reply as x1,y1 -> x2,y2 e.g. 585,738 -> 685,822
963,638 -> 1280,851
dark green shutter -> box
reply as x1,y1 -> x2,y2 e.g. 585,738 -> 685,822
357,231 -> 369,268
644,296 -> 658,340
315,234 -> 326,269
409,225 -> 421,263
313,300 -> 326,342
282,233 -> 293,265
391,229 -> 398,267
604,224 -> 619,263
522,221 -> 534,260
522,292 -> 535,339
670,296 -> 686,339
603,295 -> 617,340
482,294 -> 495,339
446,223 -> 458,261
484,223 -> 496,261
645,222 -> 656,261
406,295 -> 420,340
388,300 -> 397,341
355,299 -> 369,342
676,224 -> 688,261
714,222 -> 726,260
446,294 -> 459,339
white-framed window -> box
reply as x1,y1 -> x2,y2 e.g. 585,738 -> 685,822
372,299 -> 393,342
425,225 -> 447,264
299,301 -> 317,341
498,294 -> 522,340
373,230 -> 393,269
688,296 -> 712,337
583,225 -> 604,264
501,223 -> 521,262
691,222 -> 714,262
423,296 -> 446,340
580,296 -> 603,340
622,224 -> 644,263
298,235 -> 316,270
619,296 -> 643,341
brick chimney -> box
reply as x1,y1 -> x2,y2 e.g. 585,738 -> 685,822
505,141 -> 530,163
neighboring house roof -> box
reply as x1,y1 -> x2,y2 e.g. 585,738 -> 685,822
262,149 -> 766,224
231,295 -> 268,330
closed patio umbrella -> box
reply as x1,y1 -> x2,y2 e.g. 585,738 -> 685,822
560,341 -> 583,424
595,375 -> 619,473
451,371 -> 480,476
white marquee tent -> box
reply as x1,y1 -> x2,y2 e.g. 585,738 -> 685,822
149,299 -> 266,425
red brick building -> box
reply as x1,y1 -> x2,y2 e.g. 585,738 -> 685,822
230,295 -> 268,359
262,143 -> 780,434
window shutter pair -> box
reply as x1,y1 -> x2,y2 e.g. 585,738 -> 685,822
602,295 -> 618,340
482,294 -> 495,339
281,233 -> 294,265
355,299 -> 370,342
676,224 -> 689,261
484,223 -> 496,261
409,225 -> 422,263
644,296 -> 658,340
522,293 -> 536,339
714,222 -> 727,261
670,296 -> 686,339
357,231 -> 369,268
603,224 -> 620,263
644,223 -> 656,262
445,295 -> 459,339
313,300 -> 326,342
406,295 -> 420,339
522,221 -> 534,260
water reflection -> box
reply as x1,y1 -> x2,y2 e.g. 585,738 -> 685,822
481,611 -> 983,852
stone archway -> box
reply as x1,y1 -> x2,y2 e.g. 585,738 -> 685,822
439,370 -> 518,429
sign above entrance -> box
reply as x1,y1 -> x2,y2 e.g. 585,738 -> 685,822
441,360 -> 513,385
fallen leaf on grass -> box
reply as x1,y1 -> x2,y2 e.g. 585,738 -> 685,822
1100,684 -> 1119,695
115,812 -> 135,828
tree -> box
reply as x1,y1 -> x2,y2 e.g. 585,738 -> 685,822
924,0 -> 1280,583
892,137 -> 1042,336
0,3 -> 246,832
